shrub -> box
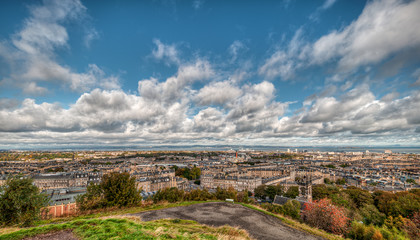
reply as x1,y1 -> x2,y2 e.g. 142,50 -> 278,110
359,204 -> 386,226
236,191 -> 252,203
153,187 -> 185,203
215,187 -> 237,201
403,217 -> 420,240
283,200 -> 301,220
184,189 -> 214,201
347,221 -> 384,240
261,203 -> 284,214
100,172 -> 142,207
76,172 -> 142,211
301,198 -> 349,235
0,176 -> 49,226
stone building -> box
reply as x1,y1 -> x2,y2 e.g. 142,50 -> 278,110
201,175 -> 262,192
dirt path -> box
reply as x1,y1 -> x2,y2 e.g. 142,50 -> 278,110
131,202 -> 324,240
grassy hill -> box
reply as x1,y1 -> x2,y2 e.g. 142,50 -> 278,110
0,217 -> 251,240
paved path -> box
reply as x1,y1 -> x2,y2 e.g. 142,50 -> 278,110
131,202 -> 323,240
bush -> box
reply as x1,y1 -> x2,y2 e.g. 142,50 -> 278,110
237,191 -> 252,203
261,203 -> 284,214
184,189 -> 214,201
215,187 -> 237,201
0,176 -> 49,226
360,204 -> 386,226
403,217 -> 420,240
153,187 -> 185,203
301,198 -> 349,235
101,172 -> 141,207
76,172 -> 142,211
283,200 -> 301,220
347,221 -> 384,240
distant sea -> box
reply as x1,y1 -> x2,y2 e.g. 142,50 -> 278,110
2,145 -> 420,154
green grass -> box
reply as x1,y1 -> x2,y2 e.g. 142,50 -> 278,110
0,218 -> 251,240
35,200 -> 222,226
237,203 -> 345,240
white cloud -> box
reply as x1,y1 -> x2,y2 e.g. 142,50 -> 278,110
152,39 -> 180,65
1,81 -> 420,146
195,81 -> 242,106
228,40 -> 247,63
0,0 -> 119,95
259,28 -> 308,80
321,0 -> 337,10
312,0 -> 420,71
259,51 -> 295,80
261,0 -> 420,81
138,59 -> 214,103
309,0 -> 337,22
84,28 -> 99,48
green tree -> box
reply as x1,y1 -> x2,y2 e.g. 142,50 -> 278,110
76,183 -> 104,211
344,186 -> 373,209
254,184 -> 267,199
406,179 -> 416,184
189,167 -> 201,180
236,191 -> 252,203
0,176 -> 49,226
265,184 -> 284,200
100,172 -> 142,207
390,192 -> 420,218
312,184 -> 340,200
335,178 -> 346,185
284,186 -> 299,199
77,172 -> 142,210
324,178 -> 332,184
373,191 -> 395,215
359,204 -> 386,226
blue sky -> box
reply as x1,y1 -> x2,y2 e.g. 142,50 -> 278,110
0,0 -> 420,149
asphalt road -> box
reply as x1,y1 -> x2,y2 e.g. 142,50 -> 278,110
131,202 -> 324,240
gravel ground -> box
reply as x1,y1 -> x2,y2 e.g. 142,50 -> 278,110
23,230 -> 78,240
131,202 -> 324,240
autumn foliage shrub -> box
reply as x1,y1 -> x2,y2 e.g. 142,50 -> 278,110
301,198 -> 349,235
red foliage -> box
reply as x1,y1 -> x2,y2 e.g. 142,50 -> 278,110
404,211 -> 420,240
301,198 -> 350,235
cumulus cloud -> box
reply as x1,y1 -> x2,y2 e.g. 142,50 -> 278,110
194,81 -> 242,106
0,0 -> 119,95
260,0 -> 420,80
139,59 -> 214,103
311,0 -> 420,71
1,80 -> 420,146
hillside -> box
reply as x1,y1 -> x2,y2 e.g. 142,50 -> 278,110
0,217 -> 251,240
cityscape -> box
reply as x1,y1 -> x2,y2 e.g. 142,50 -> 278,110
1,0 -> 420,240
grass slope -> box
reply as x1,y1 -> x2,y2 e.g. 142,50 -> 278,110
0,217 -> 251,240
35,201 -> 221,226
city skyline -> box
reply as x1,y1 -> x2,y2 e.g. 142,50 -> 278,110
1,0 -> 420,149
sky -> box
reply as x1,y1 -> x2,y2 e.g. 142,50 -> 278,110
0,0 -> 420,149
